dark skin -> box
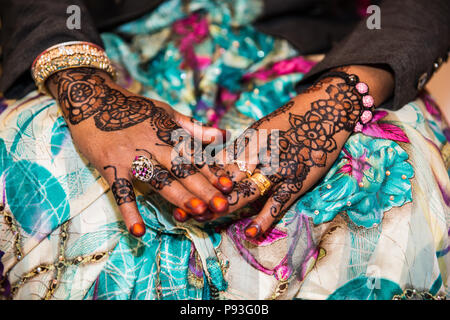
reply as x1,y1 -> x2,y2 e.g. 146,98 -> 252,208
46,67 -> 234,237
176,65 -> 394,238
47,65 -> 394,239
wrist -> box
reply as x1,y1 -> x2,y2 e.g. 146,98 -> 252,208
332,65 -> 394,105
46,67 -> 113,99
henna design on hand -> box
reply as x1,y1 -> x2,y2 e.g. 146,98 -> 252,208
227,180 -> 257,206
148,106 -> 181,145
53,68 -> 201,181
257,80 -> 363,218
104,165 -> 136,205
250,100 -> 295,129
147,107 -> 206,180
53,68 -> 155,131
170,155 -> 198,179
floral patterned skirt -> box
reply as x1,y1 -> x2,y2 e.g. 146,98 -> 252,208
0,0 -> 449,300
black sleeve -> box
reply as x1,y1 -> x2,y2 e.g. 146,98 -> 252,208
0,0 -> 102,99
296,0 -> 450,110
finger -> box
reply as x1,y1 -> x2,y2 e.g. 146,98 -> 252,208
146,103 -> 234,194
173,111 -> 229,145
191,176 -> 265,222
149,174 -> 209,218
172,119 -> 235,194
102,165 -> 146,238
132,150 -> 208,216
199,163 -> 234,194
217,127 -> 263,183
181,136 -> 235,194
243,183 -> 296,238
156,143 -> 230,214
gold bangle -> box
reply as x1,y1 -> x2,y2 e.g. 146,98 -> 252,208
31,41 -> 117,95
248,172 -> 272,196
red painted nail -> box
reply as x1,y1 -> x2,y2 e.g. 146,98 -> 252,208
216,175 -> 233,194
173,208 -> 190,222
185,198 -> 207,215
130,223 -> 146,237
244,224 -> 260,238
209,195 -> 228,213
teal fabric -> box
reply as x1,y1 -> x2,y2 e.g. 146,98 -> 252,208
0,0 -> 449,300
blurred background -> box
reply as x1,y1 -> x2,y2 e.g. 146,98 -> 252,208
427,61 -> 450,124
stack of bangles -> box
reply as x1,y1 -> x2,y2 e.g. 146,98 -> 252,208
31,41 -> 116,95
317,70 -> 376,133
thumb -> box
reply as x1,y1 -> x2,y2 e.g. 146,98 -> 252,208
174,111 -> 229,145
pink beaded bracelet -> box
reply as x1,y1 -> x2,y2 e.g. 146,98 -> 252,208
316,71 -> 375,133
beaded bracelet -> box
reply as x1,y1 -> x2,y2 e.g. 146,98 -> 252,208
317,70 -> 375,133
31,41 -> 117,95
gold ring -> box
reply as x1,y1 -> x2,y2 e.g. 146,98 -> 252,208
248,172 -> 272,196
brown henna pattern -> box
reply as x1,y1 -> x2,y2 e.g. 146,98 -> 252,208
53,68 -> 155,131
256,79 -> 362,218
227,180 -> 257,206
103,165 -> 136,205
53,68 -> 201,180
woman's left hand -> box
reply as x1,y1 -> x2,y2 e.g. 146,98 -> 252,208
174,65 -> 394,238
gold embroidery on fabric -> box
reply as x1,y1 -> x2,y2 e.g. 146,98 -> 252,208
1,204 -> 23,261
1,217 -> 110,300
392,288 -> 446,300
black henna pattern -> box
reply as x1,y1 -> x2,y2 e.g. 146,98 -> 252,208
257,79 -> 362,218
104,165 -> 136,205
53,68 -> 201,181
227,180 -> 257,206
170,155 -> 198,179
53,68 -> 154,131
148,106 -> 181,145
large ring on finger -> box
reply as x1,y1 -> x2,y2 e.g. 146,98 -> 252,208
131,155 -> 156,183
248,172 -> 272,196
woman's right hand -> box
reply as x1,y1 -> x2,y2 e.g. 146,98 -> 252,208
46,67 -> 234,237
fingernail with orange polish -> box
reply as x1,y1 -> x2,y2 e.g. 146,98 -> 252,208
185,198 -> 207,215
244,224 -> 260,238
215,175 -> 233,194
173,208 -> 190,222
209,195 -> 228,213
130,223 -> 146,237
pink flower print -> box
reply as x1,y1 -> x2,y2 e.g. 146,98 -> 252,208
360,110 -> 410,143
243,56 -> 316,82
338,148 -> 371,183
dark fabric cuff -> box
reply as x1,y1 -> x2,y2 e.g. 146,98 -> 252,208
0,0 -> 103,98
296,0 -> 450,110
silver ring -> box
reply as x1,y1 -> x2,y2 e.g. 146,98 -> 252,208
131,155 -> 155,183
233,159 -> 253,177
